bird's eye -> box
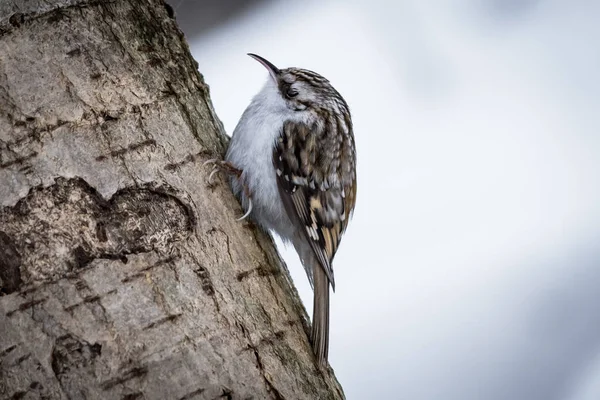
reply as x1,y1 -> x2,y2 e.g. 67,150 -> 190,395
286,88 -> 298,98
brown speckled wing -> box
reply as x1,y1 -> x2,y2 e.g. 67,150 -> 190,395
273,118 -> 356,290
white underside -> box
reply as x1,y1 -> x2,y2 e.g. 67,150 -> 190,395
226,79 -> 304,241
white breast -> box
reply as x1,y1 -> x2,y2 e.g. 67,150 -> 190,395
225,79 -> 298,240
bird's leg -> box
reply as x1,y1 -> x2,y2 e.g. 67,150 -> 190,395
203,159 -> 243,184
203,159 -> 253,221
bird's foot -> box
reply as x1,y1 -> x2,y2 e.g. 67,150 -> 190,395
203,159 -> 252,221
203,159 -> 243,185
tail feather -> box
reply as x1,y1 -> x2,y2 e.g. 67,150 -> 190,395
312,264 -> 330,365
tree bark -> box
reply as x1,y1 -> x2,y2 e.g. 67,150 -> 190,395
0,1 -> 345,399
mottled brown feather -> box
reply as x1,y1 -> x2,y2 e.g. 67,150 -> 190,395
273,111 -> 356,290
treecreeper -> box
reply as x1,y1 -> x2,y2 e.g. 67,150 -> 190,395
208,54 -> 357,365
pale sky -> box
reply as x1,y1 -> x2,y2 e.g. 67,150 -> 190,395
188,1 -> 600,398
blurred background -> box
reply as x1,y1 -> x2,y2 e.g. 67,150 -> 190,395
172,0 -> 600,398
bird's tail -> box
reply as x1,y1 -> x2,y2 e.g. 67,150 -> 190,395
312,263 -> 330,365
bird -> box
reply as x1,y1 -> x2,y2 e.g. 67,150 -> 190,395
214,53 -> 356,365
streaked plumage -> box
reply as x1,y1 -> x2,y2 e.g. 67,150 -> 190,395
225,54 -> 356,365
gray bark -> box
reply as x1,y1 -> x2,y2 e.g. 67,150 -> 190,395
0,1 -> 345,399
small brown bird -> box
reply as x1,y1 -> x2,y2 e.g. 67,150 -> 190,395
219,54 -> 356,365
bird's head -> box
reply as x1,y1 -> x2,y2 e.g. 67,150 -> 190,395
248,53 -> 345,113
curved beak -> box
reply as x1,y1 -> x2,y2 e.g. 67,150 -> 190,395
247,53 -> 280,81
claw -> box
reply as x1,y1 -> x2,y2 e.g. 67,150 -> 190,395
204,159 -> 220,185
237,198 -> 253,221
203,158 -> 218,167
208,166 -> 220,185
204,158 -> 251,220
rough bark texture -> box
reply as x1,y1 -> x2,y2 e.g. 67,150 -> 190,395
0,1 -> 345,399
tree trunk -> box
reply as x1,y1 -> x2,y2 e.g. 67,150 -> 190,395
0,1 -> 345,399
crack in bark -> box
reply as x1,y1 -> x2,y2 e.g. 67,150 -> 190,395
236,264 -> 283,282
5,298 -> 46,317
235,320 -> 286,400
177,387 -> 205,400
0,151 -> 37,169
122,392 -> 144,400
163,151 -> 210,172
0,344 -> 18,358
63,288 -> 117,312
0,99 -> 171,150
142,312 -> 182,330
120,255 -> 179,283
99,366 -> 148,390
206,227 -> 235,265
0,0 -> 116,37
95,138 -> 157,161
